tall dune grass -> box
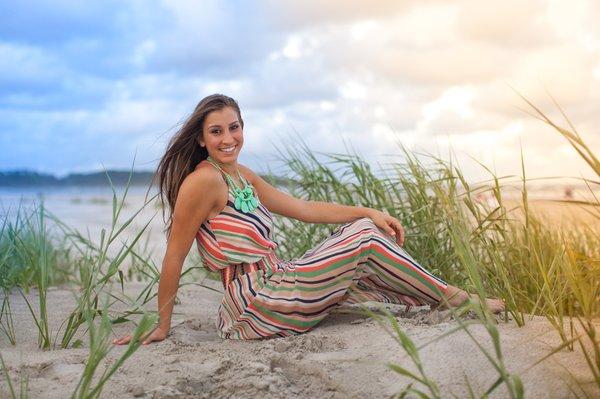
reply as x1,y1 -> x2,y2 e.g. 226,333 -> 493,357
272,101 -> 600,394
0,170 -> 168,396
70,297 -> 157,399
0,169 -> 161,349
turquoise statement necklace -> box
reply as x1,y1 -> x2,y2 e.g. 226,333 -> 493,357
206,156 -> 259,213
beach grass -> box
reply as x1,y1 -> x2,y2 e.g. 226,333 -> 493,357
271,97 -> 599,395
70,296 -> 157,399
1,96 -> 599,396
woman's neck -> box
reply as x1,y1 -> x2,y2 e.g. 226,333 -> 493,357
208,156 -> 239,177
221,163 -> 238,176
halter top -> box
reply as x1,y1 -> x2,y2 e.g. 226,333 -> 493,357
194,165 -> 282,288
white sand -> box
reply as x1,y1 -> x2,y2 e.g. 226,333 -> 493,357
1,280 -> 598,398
1,191 -> 599,397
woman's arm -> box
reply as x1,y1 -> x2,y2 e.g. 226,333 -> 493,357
114,167 -> 223,345
155,169 -> 222,333
239,165 -> 366,223
240,165 -> 405,246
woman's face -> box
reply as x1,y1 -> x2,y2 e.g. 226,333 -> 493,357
199,106 -> 243,165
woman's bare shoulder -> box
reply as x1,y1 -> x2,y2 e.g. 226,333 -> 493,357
238,163 -> 259,184
179,161 -> 224,199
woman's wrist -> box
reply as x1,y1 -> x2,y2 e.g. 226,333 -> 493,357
156,316 -> 171,332
155,324 -> 170,337
157,322 -> 170,332
360,207 -> 377,219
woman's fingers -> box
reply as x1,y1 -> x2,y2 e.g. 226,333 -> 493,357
385,223 -> 396,237
113,335 -> 131,345
113,327 -> 167,346
391,219 -> 405,246
113,334 -> 151,346
398,222 -> 405,246
142,330 -> 158,345
373,213 -> 405,247
384,221 -> 403,247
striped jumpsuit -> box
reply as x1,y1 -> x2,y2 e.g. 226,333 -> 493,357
195,178 -> 448,340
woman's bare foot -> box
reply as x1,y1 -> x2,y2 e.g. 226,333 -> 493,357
438,285 -> 505,314
468,294 -> 505,314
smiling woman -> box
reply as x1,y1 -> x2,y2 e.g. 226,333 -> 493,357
201,108 -> 243,163
113,93 -> 505,344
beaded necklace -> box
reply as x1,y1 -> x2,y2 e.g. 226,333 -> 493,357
206,156 -> 259,213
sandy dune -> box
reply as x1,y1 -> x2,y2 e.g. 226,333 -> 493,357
2,279 -> 598,398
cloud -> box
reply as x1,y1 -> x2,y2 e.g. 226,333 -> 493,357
456,0 -> 555,47
137,1 -> 284,78
0,42 -> 67,91
262,0 -> 419,31
0,0 -> 599,183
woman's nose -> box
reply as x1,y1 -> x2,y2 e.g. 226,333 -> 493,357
221,130 -> 236,143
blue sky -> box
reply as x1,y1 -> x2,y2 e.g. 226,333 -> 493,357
1,0 -> 599,181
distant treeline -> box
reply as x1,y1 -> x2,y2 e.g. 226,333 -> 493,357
0,170 -> 296,188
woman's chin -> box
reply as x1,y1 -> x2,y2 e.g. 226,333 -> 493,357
214,152 -> 238,163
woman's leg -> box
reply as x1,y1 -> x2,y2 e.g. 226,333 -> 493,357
234,217 -> 504,339
296,217 -> 504,313
294,218 -> 447,306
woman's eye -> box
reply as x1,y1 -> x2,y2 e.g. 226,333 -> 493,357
231,125 -> 239,130
211,130 -> 219,134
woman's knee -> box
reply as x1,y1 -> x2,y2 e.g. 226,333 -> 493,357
349,217 -> 377,230
346,217 -> 379,240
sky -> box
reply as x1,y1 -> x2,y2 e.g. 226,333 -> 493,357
1,0 -> 599,183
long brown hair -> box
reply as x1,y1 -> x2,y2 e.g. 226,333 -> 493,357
153,94 -> 244,238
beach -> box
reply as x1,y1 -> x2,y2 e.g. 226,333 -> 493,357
2,280 -> 597,398
1,187 -> 599,398
4,0 -> 600,396
0,282 -> 593,398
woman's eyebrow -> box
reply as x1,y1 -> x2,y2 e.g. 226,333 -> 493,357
207,121 -> 239,129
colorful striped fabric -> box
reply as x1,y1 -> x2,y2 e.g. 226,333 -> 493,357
195,179 -> 448,340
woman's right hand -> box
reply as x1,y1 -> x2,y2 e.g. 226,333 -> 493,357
113,326 -> 169,346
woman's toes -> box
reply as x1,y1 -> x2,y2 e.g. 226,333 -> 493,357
486,298 -> 505,314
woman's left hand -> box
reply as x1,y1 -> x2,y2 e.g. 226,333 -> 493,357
366,209 -> 405,247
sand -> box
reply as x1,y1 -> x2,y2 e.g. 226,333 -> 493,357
1,192 -> 599,398
1,280 -> 598,398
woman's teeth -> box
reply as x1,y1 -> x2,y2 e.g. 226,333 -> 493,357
221,146 -> 236,153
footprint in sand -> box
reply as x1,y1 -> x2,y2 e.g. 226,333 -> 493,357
169,318 -> 220,345
24,357 -> 85,381
271,334 -> 347,353
267,356 -> 348,398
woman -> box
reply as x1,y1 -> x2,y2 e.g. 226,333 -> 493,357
114,94 -> 504,344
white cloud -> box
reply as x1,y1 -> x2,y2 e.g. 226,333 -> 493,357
457,0 -> 554,47
2,0 -> 599,184
0,42 -> 66,85
262,0 -> 418,30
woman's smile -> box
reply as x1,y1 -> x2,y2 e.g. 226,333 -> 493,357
220,145 -> 237,154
